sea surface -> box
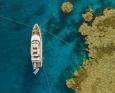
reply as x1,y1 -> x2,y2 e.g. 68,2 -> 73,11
0,0 -> 114,93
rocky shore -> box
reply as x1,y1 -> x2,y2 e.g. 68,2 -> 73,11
66,9 -> 115,93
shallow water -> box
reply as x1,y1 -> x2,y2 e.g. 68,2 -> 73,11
0,0 -> 115,93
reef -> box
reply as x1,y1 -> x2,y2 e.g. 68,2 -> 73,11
66,9 -> 115,93
61,2 -> 73,13
82,9 -> 93,22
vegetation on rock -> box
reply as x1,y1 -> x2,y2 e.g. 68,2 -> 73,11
66,9 -> 115,93
61,2 -> 73,13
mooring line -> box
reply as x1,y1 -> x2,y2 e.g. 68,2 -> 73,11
42,65 -> 52,93
0,15 -> 69,44
0,15 -> 32,28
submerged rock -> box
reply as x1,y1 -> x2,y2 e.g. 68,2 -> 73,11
66,9 -> 115,93
61,2 -> 73,13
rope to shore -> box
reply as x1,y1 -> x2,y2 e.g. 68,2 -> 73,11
0,15 -> 69,44
0,16 -> 32,28
42,65 -> 52,93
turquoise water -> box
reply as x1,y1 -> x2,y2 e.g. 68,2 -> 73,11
0,0 -> 115,93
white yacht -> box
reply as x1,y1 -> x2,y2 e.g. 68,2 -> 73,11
31,24 -> 42,75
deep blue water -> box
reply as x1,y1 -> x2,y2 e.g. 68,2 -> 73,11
0,0 -> 115,93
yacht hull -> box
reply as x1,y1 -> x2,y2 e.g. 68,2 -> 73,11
31,24 -> 42,75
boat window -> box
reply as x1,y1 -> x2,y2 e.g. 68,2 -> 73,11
32,40 -> 40,45
33,47 -> 37,50
33,55 -> 39,58
33,51 -> 37,54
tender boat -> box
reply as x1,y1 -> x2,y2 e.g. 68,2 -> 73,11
31,24 -> 42,75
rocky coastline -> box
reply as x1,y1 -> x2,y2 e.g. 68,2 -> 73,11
66,9 -> 115,93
